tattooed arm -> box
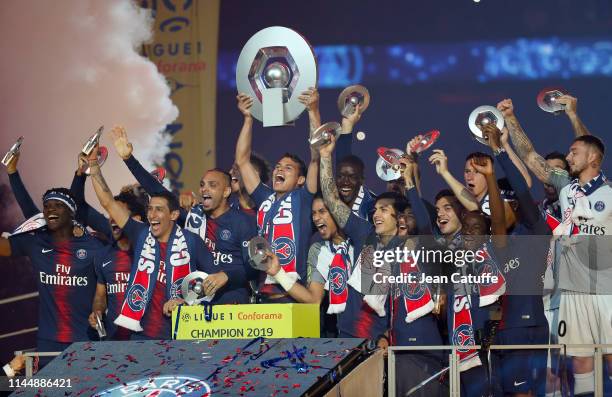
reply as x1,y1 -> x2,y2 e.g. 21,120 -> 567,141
88,146 -> 130,229
497,98 -> 566,185
319,137 -> 351,228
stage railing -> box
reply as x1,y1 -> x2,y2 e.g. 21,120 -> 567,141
388,344 -> 612,397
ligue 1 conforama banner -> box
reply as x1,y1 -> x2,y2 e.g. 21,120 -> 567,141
141,0 -> 220,193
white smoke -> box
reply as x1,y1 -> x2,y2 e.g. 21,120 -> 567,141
0,0 -> 178,222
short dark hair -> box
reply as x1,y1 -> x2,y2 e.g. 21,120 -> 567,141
574,135 -> 605,157
114,191 -> 146,220
207,168 -> 232,186
434,189 -> 464,217
375,191 -> 408,217
279,153 -> 307,177
149,190 -> 180,212
545,151 -> 570,172
313,191 -> 324,201
466,151 -> 493,163
460,209 -> 492,232
338,155 -> 365,178
250,153 -> 270,185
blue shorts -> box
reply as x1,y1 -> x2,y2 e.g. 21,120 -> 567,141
494,325 -> 548,395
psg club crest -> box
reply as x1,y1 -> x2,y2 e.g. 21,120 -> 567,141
477,260 -> 498,286
95,375 -> 211,397
127,284 -> 148,312
272,237 -> 296,266
594,200 -> 605,212
453,324 -> 476,353
220,229 -> 231,241
76,249 -> 87,260
329,267 -> 347,295
400,278 -> 426,301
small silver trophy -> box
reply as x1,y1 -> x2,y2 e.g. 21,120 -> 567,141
309,122 -> 341,149
468,106 -> 505,146
537,87 -> 567,114
1,136 -> 24,166
337,85 -> 370,118
95,313 -> 107,339
181,271 -> 213,305
375,147 -> 405,181
247,236 -> 274,271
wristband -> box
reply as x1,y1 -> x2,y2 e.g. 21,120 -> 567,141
274,268 -> 296,291
3,363 -> 15,377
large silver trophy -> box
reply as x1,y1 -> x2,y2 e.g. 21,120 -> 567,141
337,85 -> 370,118
1,136 -> 24,166
537,87 -> 567,114
247,236 -> 274,272
81,126 -> 108,175
309,122 -> 341,149
181,271 -> 213,305
376,147 -> 405,181
236,26 -> 318,127
468,106 -> 505,146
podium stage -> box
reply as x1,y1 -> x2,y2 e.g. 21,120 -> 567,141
10,338 -> 372,396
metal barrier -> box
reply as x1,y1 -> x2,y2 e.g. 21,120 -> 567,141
388,344 -> 612,397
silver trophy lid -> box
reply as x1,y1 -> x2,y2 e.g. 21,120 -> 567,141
537,87 -> 567,114
376,147 -> 404,181
337,85 -> 370,119
236,26 -> 318,125
247,236 -> 273,272
181,271 -> 213,305
309,122 -> 341,149
468,106 -> 505,145
1,136 -> 24,166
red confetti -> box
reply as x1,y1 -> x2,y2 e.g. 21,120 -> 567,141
292,384 -> 301,389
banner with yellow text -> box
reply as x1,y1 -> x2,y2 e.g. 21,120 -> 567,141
142,0 -> 219,193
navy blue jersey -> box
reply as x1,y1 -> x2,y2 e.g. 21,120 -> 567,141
228,193 -> 257,217
122,219 -> 215,339
95,246 -> 132,339
9,231 -> 105,343
251,183 -> 314,296
185,205 -> 256,303
337,213 -> 388,339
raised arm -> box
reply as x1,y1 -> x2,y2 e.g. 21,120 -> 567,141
556,94 -> 591,137
497,99 -> 566,185
319,136 -> 351,229
428,149 -> 479,211
298,88 -> 322,194
88,143 -> 130,229
70,159 -> 112,238
234,94 -> 261,195
399,153 -> 432,235
500,127 -> 532,188
6,153 -> 40,218
335,104 -> 362,167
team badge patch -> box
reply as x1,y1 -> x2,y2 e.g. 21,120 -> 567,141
76,249 -> 87,260
594,201 -> 605,212
453,324 -> 475,353
220,229 -> 231,241
329,266 -> 347,295
272,237 -> 296,266
400,278 -> 426,300
96,375 -> 211,396
126,284 -> 148,312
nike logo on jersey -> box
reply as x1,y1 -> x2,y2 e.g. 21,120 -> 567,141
514,381 -> 526,387
41,248 -> 53,253
102,261 -> 112,268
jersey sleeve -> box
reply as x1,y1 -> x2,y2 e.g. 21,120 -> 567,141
122,218 -> 148,244
8,233 -> 35,257
250,182 -> 273,209
307,243 -> 325,285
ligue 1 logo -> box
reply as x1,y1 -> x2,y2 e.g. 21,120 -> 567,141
95,375 -> 211,396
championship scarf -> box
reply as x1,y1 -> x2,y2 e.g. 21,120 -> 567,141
396,256 -> 434,323
114,224 -> 193,332
451,295 -> 482,372
185,204 -> 207,243
256,191 -> 301,284
322,240 -> 352,314
555,173 -> 606,236
351,185 -> 376,220
475,244 -> 506,307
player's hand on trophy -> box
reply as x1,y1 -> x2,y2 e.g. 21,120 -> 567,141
88,310 -> 103,329
163,298 -> 185,317
318,133 -> 337,158
398,156 -> 416,185
203,272 -> 229,296
264,252 -> 281,276
481,124 -> 502,151
237,93 -> 253,118
76,152 -> 89,176
5,151 -> 19,174
298,87 -> 319,112
86,143 -> 100,165
110,125 -> 133,160
428,149 -> 449,176
556,94 -> 578,117
496,98 -> 515,118
180,191 -> 197,211
470,155 -> 494,177
341,103 -> 362,132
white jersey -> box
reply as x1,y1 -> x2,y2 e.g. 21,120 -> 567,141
556,173 -> 612,293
